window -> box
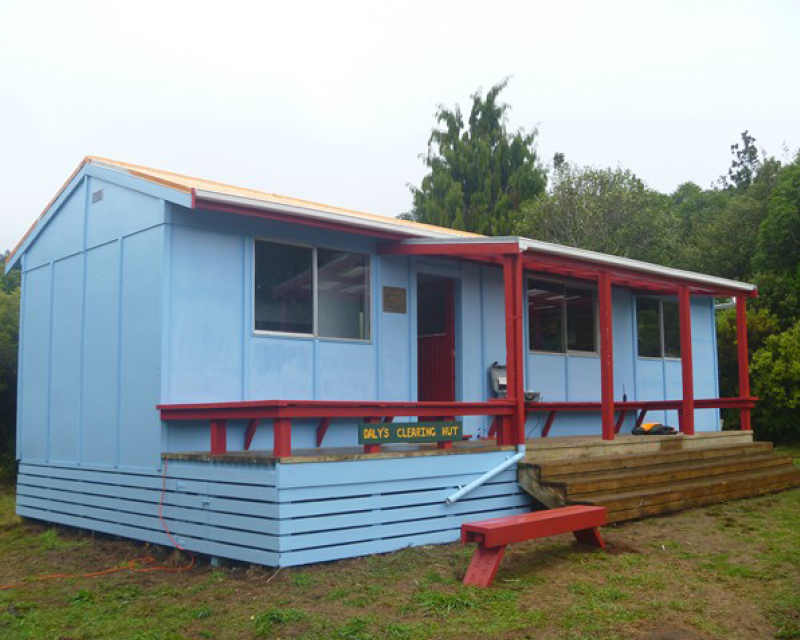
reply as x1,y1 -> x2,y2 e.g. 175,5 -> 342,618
317,248 -> 370,340
528,279 -> 596,353
254,241 -> 313,334
254,240 -> 370,340
636,297 -> 681,358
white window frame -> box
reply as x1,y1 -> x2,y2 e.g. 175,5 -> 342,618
252,237 -> 372,342
635,296 -> 681,360
526,275 -> 599,356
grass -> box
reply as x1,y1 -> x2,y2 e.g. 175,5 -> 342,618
0,451 -> 799,639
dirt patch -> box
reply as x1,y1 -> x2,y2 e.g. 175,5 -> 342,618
639,626 -> 711,640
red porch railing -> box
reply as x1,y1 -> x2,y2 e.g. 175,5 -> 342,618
157,399 -> 517,458
523,396 -> 757,438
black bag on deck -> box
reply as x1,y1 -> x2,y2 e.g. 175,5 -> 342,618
632,422 -> 677,435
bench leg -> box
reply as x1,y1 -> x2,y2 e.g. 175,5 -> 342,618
463,544 -> 507,588
573,527 -> 606,549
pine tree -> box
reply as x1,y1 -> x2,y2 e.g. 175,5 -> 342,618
404,80 -> 546,235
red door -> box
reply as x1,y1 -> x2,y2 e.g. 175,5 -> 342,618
417,278 -> 456,401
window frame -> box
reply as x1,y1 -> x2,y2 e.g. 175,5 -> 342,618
635,296 -> 682,360
252,237 -> 372,343
526,275 -> 599,356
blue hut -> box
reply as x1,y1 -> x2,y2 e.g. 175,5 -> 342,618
6,157 -> 773,568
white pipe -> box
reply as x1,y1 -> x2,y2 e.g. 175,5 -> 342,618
445,445 -> 526,505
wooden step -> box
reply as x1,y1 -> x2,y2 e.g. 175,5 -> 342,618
523,430 -> 754,462
558,454 -> 794,496
524,442 -> 773,477
573,466 -> 800,523
604,475 -> 800,523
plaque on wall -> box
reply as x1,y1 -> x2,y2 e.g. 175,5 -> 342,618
383,286 -> 407,314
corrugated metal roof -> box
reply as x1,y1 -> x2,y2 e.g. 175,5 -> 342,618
5,156 -> 480,269
92,156 -> 479,238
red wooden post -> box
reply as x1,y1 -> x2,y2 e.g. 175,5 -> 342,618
598,271 -> 615,440
678,285 -> 695,436
463,543 -> 507,588
502,255 -> 517,446
513,254 -> 526,445
502,253 -> 526,445
210,419 -> 227,455
736,294 -> 752,431
273,417 -> 292,458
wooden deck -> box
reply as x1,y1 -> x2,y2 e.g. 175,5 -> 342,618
518,431 -> 800,522
163,440 -> 516,465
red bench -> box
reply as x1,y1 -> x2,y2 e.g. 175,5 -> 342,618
461,505 -> 607,587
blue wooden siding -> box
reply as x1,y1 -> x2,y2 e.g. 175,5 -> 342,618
17,452 -> 530,567
16,172 -> 167,470
161,203 -> 722,451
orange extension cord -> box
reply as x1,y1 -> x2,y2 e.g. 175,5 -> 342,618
0,459 -> 195,591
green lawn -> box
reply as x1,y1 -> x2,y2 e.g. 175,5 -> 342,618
1,452 -> 799,640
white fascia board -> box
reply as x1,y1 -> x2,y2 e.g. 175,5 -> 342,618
388,236 -> 517,246
519,237 -> 757,293
193,189 -> 461,240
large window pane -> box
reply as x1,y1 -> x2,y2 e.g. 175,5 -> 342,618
662,300 -> 681,358
566,287 -> 596,352
254,241 -> 313,334
317,248 -> 370,340
528,280 -> 565,353
636,297 -> 661,357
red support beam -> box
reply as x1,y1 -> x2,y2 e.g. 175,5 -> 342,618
678,285 -> 695,436
196,199 -> 404,240
273,417 -> 292,458
736,294 -> 752,431
244,418 -> 258,450
379,241 -> 520,257
634,409 -> 648,430
315,417 -> 331,447
210,419 -> 227,455
541,411 -> 557,437
614,410 -> 627,434
598,271 -> 615,440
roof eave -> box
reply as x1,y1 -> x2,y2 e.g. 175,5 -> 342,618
192,189 -> 462,240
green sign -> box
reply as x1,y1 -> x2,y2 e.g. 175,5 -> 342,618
359,421 -> 462,445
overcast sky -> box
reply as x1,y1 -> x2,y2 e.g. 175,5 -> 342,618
1,0 -> 798,251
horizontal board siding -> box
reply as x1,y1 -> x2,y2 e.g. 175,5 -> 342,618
276,452 -> 515,488
20,460 -> 278,486
17,452 -> 532,567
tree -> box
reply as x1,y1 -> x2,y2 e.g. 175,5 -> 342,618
750,320 -> 800,442
405,80 -> 546,235
719,130 -> 761,192
517,162 -> 675,264
754,156 -> 800,273
0,252 -> 19,476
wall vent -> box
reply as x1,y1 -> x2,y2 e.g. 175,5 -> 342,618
92,188 -> 104,203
